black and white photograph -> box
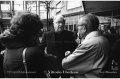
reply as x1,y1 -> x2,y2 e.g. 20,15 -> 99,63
0,0 -> 120,78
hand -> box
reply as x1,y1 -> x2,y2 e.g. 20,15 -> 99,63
65,51 -> 71,57
76,38 -> 81,44
45,53 -> 57,59
0,50 -> 5,55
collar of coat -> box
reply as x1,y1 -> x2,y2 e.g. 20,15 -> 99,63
82,31 -> 102,44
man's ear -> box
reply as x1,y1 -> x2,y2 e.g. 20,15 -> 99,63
83,25 -> 86,33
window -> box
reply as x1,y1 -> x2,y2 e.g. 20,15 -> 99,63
1,1 -> 10,11
1,1 -> 11,19
27,1 -> 37,13
14,1 -> 23,11
65,15 -> 80,31
67,0 -> 82,9
39,2 -> 47,19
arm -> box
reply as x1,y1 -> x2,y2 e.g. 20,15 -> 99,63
62,43 -> 95,74
40,33 -> 47,51
68,32 -> 78,52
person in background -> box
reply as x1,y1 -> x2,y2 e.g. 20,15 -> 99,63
0,21 -> 4,33
100,21 -> 111,35
62,14 -> 110,78
0,21 -> 5,78
0,11 -> 57,78
111,38 -> 120,77
41,15 -> 77,77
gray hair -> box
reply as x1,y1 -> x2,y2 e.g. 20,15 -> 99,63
79,13 -> 99,32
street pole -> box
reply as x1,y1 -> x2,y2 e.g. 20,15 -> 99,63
45,1 -> 51,31
46,1 -> 49,31
11,1 -> 14,17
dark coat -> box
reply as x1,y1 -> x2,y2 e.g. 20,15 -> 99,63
41,30 -> 77,62
0,43 -> 5,78
2,42 -> 58,78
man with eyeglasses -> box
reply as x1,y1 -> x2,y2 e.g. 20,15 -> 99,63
62,14 -> 110,78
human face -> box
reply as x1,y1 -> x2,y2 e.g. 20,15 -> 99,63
53,21 -> 64,32
77,18 -> 87,38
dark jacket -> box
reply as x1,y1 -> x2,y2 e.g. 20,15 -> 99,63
0,39 -> 58,78
41,30 -> 77,62
0,43 -> 5,78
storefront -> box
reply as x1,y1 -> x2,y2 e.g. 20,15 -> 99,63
64,14 -> 82,32
83,1 -> 120,35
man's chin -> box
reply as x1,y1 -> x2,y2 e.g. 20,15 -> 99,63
55,29 -> 62,32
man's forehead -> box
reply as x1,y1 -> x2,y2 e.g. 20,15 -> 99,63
54,15 -> 64,23
78,18 -> 87,25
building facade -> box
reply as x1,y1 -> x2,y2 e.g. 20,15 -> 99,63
0,0 -> 85,31
0,0 -> 49,29
0,0 -> 120,34
49,0 -> 84,31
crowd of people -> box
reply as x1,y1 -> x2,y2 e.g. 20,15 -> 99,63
0,11 -> 120,78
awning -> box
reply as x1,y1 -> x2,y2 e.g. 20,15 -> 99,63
82,1 -> 120,18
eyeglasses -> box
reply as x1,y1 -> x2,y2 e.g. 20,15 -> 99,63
77,25 -> 84,27
53,21 -> 63,24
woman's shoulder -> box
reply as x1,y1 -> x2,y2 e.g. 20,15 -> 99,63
26,46 -> 44,54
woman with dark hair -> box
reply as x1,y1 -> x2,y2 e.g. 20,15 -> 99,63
0,11 -> 57,78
